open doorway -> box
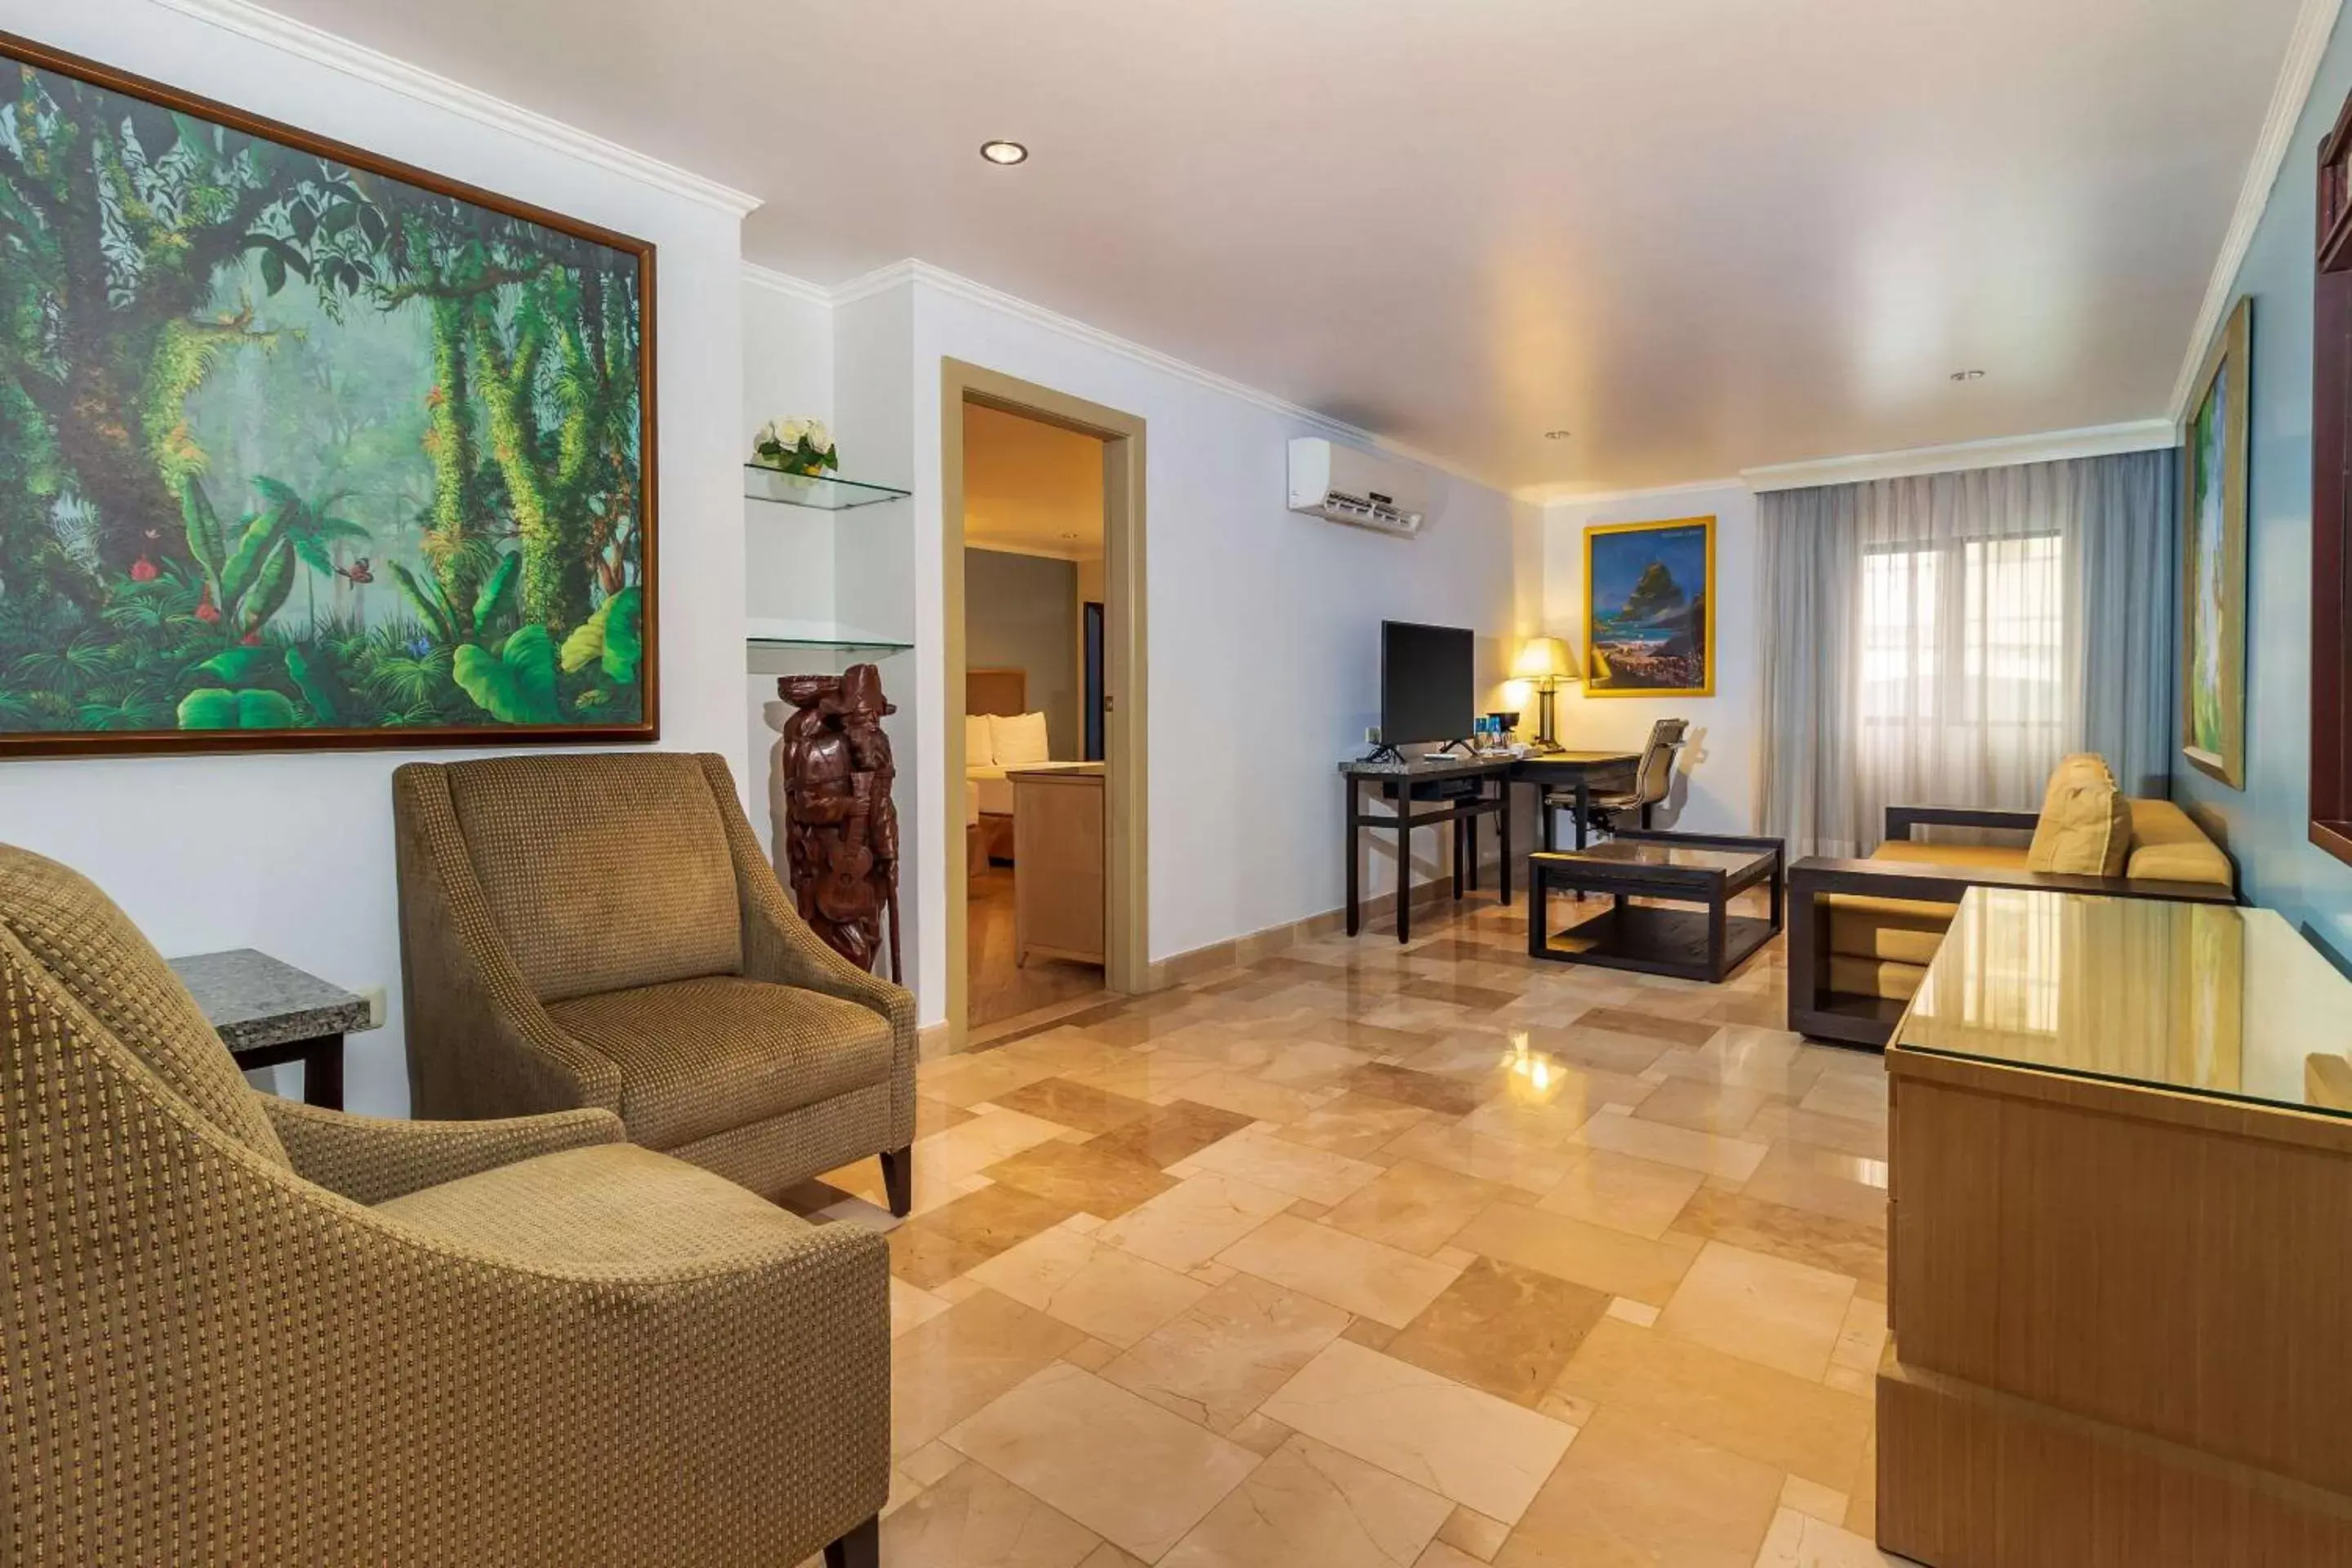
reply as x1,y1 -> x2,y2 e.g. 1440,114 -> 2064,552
942,363 -> 1146,1036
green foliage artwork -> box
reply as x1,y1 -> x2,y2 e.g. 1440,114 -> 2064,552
0,38 -> 656,755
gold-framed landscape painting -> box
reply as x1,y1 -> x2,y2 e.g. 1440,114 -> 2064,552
1584,515 -> 1716,697
2181,296 -> 2250,790
0,33 -> 657,758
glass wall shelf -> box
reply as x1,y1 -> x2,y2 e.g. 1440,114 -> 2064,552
744,465 -> 911,510
745,619 -> 913,658
747,635 -> 914,655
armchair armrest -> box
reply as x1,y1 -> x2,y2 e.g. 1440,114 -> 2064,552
260,1098 -> 624,1205
1883,804 -> 2041,841
699,755 -> 920,1147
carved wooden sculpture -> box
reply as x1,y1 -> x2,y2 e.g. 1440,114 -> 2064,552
775,665 -> 902,979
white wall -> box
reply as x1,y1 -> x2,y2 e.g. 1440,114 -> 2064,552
826,273 -> 1531,1025
742,276 -> 837,858
1,0 -> 747,1116
1537,483 -> 1760,834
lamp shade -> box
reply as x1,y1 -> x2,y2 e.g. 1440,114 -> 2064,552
1512,636 -> 1576,683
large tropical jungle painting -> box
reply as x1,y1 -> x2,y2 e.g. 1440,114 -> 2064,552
0,38 -> 656,756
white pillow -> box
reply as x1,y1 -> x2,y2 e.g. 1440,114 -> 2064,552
991,710 -> 1052,767
964,713 -> 996,768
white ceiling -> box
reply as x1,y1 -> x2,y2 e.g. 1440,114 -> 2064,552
964,403 -> 1105,561
252,0 -> 2305,494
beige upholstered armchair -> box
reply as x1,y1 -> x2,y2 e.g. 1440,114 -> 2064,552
0,844 -> 889,1567
392,751 -> 918,1215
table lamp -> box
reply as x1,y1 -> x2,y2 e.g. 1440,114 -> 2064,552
1512,636 -> 1579,753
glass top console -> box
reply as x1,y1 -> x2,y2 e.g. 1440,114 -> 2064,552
1896,887 -> 2352,1119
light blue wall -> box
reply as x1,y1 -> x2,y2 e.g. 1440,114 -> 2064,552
2174,10 -> 2352,964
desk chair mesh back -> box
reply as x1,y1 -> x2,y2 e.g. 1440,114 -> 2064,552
1588,719 -> 1688,835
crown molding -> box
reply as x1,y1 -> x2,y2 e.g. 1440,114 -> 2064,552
741,261 -> 832,306
1517,476 -> 1746,509
2169,0 -> 2342,420
1740,419 -> 2177,492
152,0 -> 762,216
782,256 -> 1508,493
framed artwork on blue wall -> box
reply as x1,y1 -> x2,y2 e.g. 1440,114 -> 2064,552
2181,296 -> 2250,791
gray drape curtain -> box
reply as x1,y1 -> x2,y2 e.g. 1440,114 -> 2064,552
1758,450 -> 2176,858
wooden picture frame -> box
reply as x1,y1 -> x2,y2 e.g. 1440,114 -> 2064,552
2180,296 -> 2251,790
1583,516 -> 1717,698
0,32 -> 658,758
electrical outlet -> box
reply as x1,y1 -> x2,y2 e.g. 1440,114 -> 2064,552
1365,725 -> 1382,745
359,984 -> 389,1030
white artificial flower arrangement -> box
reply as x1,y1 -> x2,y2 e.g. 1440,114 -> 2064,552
752,414 -> 840,478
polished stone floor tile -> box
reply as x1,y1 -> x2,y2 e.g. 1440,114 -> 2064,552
1654,1241 -> 1858,1380
1571,1108 -> 1771,1183
1670,1187 -> 1887,1302
1454,1200 -> 1702,1307
1259,1339 -> 1578,1525
967,1221 -> 1212,1348
879,1456 -> 1102,1568
892,1289 -> 1086,1456
947,1362 -> 1259,1561
1185,1126 -> 1386,1205
1323,1159 -> 1505,1255
1378,1120 -> 1580,1195
1740,1144 -> 1889,1228
1348,1061 -> 1490,1116
1217,1213 -> 1463,1327
1273,1092 -> 1433,1159
980,1138 -> 1179,1219
891,1183 -> 1078,1290
1384,1257 -> 1610,1408
1495,1405 -> 1781,1568
881,906 -> 1903,1564
1160,1432 -> 1454,1568
1534,1145 -> 1707,1240
1102,1268 -> 1352,1432
1093,1170 -> 1295,1272
1550,1317 -> 1872,1488
990,1076 -> 1161,1134
1754,1504 -> 1911,1566
1085,1098 -> 1257,1169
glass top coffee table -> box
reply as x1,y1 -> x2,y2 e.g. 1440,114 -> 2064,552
1526,831 -> 1784,982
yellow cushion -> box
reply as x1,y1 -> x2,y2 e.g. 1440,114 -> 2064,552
1824,841 -> 2025,963
1829,953 -> 1925,1003
2025,755 -> 2129,877
2121,799 -> 2234,889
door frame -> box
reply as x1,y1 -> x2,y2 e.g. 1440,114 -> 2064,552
941,359 -> 1148,1032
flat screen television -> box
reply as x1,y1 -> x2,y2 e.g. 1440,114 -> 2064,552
1380,621 -> 1474,746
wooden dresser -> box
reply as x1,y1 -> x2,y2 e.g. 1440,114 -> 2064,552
1878,887 -> 2352,1566
1009,763 -> 1105,968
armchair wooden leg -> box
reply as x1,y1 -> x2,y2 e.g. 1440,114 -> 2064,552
824,1514 -> 879,1568
880,1146 -> 912,1218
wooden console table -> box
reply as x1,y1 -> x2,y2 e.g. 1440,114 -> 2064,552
1878,887 -> 2352,1566
1011,763 -> 1105,967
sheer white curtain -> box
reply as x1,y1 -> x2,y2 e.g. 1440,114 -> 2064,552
1759,452 -> 2175,858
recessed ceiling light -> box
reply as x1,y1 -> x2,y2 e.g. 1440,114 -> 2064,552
980,140 -> 1029,166
1544,430 -> 1572,441
1950,369 -> 1986,381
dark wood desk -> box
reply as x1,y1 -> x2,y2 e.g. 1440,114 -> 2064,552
1338,751 -> 1640,942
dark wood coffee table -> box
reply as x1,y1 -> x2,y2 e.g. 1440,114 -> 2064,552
1527,830 -> 1784,982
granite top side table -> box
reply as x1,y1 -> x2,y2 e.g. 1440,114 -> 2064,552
168,948 -> 374,1110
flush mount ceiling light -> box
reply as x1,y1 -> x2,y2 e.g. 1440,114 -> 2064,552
1950,369 -> 1986,381
1543,430 -> 1572,441
979,140 -> 1029,166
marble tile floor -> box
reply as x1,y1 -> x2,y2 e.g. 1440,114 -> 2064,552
791,893 -> 1918,1567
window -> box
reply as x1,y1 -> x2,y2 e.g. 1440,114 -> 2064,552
1860,532 -> 2063,761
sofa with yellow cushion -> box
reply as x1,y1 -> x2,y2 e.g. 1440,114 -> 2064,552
1787,755 -> 2238,1048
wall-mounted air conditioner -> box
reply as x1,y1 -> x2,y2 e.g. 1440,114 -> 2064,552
1287,438 -> 1428,537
